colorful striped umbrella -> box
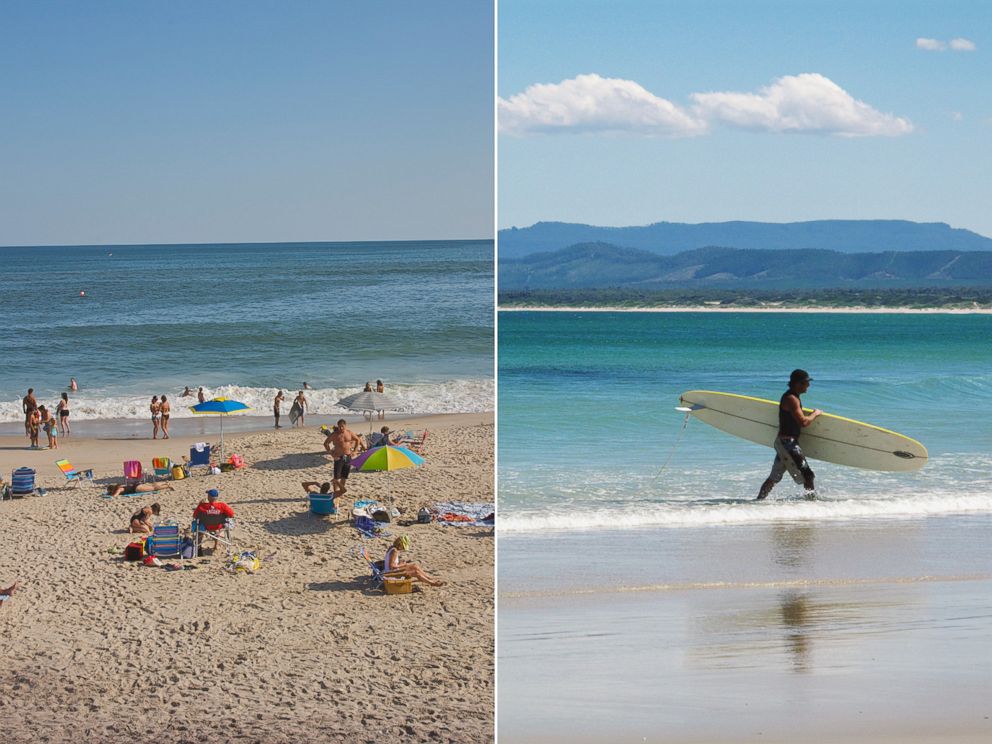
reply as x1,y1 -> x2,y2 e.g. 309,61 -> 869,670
349,445 -> 425,472
189,398 -> 251,460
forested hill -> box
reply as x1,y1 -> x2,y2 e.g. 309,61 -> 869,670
498,242 -> 992,290
498,220 -> 992,259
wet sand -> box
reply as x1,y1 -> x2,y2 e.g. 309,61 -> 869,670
498,519 -> 992,743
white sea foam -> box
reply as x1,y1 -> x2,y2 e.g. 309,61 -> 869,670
499,491 -> 992,533
0,378 -> 493,422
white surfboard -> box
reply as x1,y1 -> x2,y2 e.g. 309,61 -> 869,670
679,390 -> 927,472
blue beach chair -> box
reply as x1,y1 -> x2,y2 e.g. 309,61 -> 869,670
146,523 -> 183,561
355,545 -> 386,590
186,443 -> 212,475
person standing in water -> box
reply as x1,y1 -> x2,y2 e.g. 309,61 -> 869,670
69,377 -> 78,391
56,392 -> 71,436
757,369 -> 822,500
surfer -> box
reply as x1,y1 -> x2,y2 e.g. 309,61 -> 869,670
291,390 -> 309,427
757,369 -> 822,500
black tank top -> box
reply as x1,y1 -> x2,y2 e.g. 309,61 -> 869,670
778,391 -> 802,438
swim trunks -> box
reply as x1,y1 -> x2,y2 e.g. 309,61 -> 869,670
767,437 -> 814,485
333,455 -> 351,480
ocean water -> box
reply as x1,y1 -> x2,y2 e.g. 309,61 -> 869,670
0,241 -> 493,423
499,311 -> 992,535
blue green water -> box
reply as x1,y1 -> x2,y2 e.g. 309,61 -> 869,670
498,311 -> 992,530
0,241 -> 493,422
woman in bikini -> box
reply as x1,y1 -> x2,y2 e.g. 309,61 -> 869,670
150,396 -> 161,439
56,392 -> 71,436
160,395 -> 171,439
383,535 -> 444,586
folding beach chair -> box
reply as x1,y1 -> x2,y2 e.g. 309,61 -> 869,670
186,443 -> 212,474
150,457 -> 173,481
9,468 -> 45,498
124,460 -> 144,483
56,459 -> 94,487
146,522 -> 183,562
191,513 -> 234,556
355,545 -> 386,590
405,430 -> 429,453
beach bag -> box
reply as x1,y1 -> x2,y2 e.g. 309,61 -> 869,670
417,507 -> 432,524
171,465 -> 186,480
228,454 -> 245,469
181,537 -> 195,559
124,541 -> 144,561
372,509 -> 391,523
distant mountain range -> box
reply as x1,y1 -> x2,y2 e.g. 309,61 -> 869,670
498,242 -> 992,290
498,220 -> 992,259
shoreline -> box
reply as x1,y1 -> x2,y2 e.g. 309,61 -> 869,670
498,305 -> 992,314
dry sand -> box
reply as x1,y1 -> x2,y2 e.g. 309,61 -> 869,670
0,413 -> 493,743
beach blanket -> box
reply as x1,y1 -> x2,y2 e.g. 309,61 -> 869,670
432,502 -> 494,527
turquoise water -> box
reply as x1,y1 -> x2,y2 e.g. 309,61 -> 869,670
0,241 -> 493,422
498,311 -> 992,531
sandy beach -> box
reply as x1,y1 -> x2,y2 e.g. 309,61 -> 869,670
0,413 -> 494,743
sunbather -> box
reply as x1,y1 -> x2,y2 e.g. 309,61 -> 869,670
129,503 -> 162,533
384,535 -> 444,587
105,481 -> 173,498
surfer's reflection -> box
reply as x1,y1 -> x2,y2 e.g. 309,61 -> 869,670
778,591 -> 812,673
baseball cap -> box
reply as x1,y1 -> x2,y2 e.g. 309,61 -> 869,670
790,369 -> 813,383
206,488 -> 220,499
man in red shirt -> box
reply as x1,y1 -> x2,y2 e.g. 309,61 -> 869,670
193,489 -> 235,552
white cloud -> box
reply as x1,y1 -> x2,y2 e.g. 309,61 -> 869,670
499,73 -> 913,138
917,36 -> 976,52
497,73 -> 708,137
949,37 -> 976,51
951,111 -> 964,121
691,73 -> 914,137
916,37 -> 946,51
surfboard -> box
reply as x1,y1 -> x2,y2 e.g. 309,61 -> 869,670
288,403 -> 302,426
678,390 -> 927,472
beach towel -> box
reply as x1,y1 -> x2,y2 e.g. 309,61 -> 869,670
431,502 -> 494,526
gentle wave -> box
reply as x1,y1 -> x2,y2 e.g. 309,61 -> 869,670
499,492 -> 992,533
0,378 -> 493,422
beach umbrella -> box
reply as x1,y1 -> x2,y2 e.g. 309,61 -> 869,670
337,391 -> 405,433
189,398 -> 251,461
349,445 -> 424,501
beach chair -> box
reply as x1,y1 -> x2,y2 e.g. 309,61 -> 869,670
146,522 -> 183,561
355,545 -> 386,590
9,468 -> 45,498
124,460 -> 144,483
191,513 -> 234,556
56,459 -> 94,487
186,443 -> 212,474
405,430 -> 429,453
150,457 -> 173,481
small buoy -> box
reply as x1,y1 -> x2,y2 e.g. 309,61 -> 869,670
79,291 -> 86,297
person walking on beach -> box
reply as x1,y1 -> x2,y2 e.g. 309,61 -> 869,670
160,395 -> 171,439
273,390 -> 285,428
150,396 -> 161,439
330,419 -> 362,498
56,392 -> 71,436
22,389 -> 38,437
757,369 -> 822,501
291,390 -> 309,427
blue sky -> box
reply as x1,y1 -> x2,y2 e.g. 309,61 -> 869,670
0,1 -> 493,246
498,0 -> 992,236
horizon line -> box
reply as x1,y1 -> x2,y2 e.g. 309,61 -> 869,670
0,237 -> 493,250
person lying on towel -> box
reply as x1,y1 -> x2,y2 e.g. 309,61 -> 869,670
384,535 -> 444,587
106,481 -> 173,498
129,503 -> 161,533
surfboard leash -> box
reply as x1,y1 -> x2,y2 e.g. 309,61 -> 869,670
646,408 -> 694,488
